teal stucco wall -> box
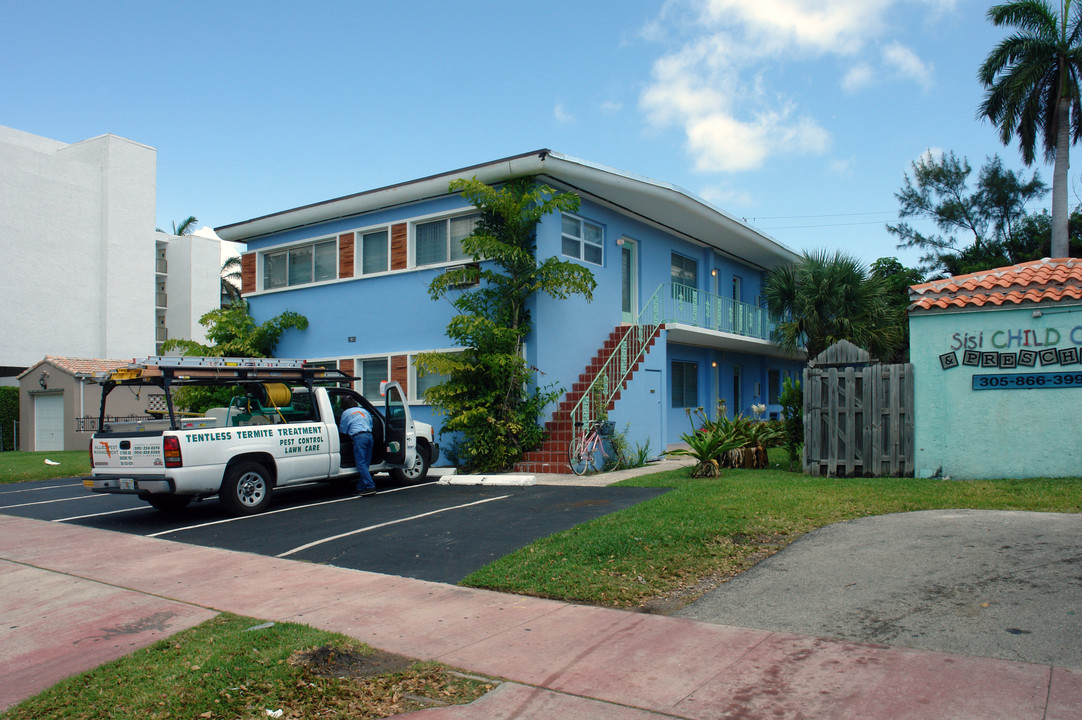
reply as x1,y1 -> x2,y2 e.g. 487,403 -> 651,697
910,303 -> 1082,479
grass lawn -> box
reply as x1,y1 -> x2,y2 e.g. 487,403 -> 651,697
1,614 -> 495,720
0,450 -> 90,484
460,449 -> 1082,608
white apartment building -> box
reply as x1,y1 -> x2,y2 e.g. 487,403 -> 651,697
0,124 -> 221,383
1,124 -> 225,450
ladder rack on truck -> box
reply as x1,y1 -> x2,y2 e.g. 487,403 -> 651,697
95,357 -> 357,431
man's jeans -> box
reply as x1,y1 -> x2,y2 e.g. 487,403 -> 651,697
350,432 -> 375,491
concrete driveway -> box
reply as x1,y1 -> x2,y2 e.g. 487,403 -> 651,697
677,509 -> 1082,669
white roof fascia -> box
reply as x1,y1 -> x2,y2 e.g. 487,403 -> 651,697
215,150 -> 800,268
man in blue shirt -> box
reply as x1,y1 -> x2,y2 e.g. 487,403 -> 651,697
339,396 -> 376,496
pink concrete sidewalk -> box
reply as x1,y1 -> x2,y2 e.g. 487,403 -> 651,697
1,514 -> 1078,719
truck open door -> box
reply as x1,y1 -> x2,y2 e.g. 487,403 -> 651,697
381,381 -> 413,468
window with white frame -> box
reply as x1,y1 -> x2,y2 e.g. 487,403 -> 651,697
561,214 -> 603,265
263,238 -> 337,290
409,351 -> 462,403
360,229 -> 389,275
414,214 -> 479,267
357,357 -> 389,398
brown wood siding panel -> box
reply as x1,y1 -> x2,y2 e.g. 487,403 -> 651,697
391,223 -> 408,271
241,253 -> 256,294
339,358 -> 355,377
391,354 -> 409,397
339,233 -> 355,278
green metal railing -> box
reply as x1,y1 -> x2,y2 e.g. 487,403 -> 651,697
568,284 -> 782,430
656,283 -> 778,340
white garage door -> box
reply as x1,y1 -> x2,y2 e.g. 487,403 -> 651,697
34,394 -> 64,451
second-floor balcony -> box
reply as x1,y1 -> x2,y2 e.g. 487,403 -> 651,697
155,291 -> 167,309
640,283 -> 797,358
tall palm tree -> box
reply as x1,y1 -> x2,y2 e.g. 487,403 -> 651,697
764,250 -> 900,362
221,255 -> 243,306
978,0 -> 1082,258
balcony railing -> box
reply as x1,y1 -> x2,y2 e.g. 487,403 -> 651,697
156,257 -> 168,274
645,283 -> 780,342
155,291 -> 167,308
156,326 -> 168,342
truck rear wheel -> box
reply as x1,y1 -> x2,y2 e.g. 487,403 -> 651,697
147,494 -> 192,512
221,461 -> 272,515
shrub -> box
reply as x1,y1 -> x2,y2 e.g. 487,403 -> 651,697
0,387 -> 18,451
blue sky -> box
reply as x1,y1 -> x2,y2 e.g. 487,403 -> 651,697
3,0 -> 1058,270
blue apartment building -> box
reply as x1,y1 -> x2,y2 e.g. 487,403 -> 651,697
217,150 -> 804,473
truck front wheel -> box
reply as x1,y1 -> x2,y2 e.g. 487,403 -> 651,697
391,443 -> 430,484
221,462 -> 272,515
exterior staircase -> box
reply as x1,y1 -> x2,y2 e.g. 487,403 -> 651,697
515,323 -> 663,474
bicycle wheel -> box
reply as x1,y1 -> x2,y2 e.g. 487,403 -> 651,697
568,434 -> 590,475
600,435 -> 621,471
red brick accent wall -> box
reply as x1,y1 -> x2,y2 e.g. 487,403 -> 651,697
391,223 -> 408,270
338,232 -> 354,279
241,253 -> 256,294
391,355 -> 409,397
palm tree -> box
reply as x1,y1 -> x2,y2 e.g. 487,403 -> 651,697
221,255 -> 243,307
978,0 -> 1082,258
764,250 -> 901,362
156,216 -> 199,236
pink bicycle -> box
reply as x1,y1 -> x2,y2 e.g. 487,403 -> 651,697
568,419 -> 618,475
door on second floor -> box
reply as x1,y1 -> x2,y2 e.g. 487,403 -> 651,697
621,238 -> 639,324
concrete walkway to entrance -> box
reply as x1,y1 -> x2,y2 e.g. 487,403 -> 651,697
1,513 -> 1079,718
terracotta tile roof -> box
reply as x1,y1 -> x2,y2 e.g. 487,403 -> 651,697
17,356 -> 130,380
908,258 -> 1082,311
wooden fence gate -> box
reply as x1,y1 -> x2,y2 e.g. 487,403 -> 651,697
803,363 -> 914,477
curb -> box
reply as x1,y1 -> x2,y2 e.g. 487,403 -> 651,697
437,475 -> 537,487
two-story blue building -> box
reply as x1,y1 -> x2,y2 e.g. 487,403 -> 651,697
216,150 -> 804,473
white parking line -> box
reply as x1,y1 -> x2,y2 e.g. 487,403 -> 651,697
276,494 -> 511,558
54,506 -> 148,522
0,482 -> 84,495
144,483 -> 433,539
1,494 -> 106,510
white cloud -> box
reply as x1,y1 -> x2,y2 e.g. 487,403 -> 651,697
842,63 -> 876,93
883,41 -> 934,88
640,0 -> 942,172
698,182 -> 755,207
554,102 -> 575,123
601,100 -> 624,114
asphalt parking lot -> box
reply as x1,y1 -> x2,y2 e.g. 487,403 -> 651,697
0,476 -> 668,584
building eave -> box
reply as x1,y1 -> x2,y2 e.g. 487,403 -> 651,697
215,150 -> 800,270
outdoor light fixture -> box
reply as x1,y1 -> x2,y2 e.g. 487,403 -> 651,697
711,269 -> 717,276
38,371 -> 48,389
1033,310 -> 1043,318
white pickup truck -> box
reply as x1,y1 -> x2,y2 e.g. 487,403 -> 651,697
83,357 -> 439,515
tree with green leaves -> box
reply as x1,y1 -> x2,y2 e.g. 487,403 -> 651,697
765,250 -> 900,363
221,255 -> 243,306
978,0 -> 1082,259
870,257 -> 925,362
161,301 -> 308,412
157,216 -> 199,235
416,178 -> 597,472
886,152 -> 1046,275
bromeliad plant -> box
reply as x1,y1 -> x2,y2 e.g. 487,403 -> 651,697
667,403 -> 784,476
667,407 -> 747,478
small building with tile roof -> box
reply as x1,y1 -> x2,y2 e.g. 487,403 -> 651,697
907,258 -> 1082,479
17,356 -> 156,452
